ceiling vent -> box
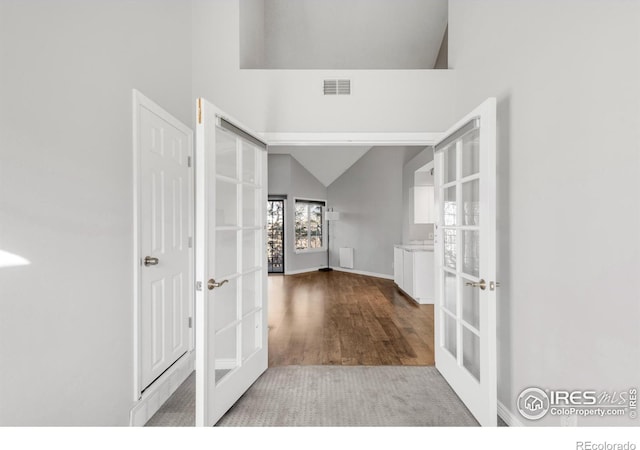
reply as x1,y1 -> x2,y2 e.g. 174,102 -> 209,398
323,79 -> 351,96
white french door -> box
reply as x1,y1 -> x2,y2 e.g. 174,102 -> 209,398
195,98 -> 268,426
434,98 -> 498,426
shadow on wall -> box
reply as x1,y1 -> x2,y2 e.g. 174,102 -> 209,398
496,94 -> 512,413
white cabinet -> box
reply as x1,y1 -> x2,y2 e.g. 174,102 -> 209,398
393,246 -> 434,304
393,247 -> 404,287
403,250 -> 415,297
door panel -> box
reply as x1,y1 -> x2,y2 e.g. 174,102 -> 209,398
196,99 -> 268,426
434,98 -> 497,426
139,101 -> 193,391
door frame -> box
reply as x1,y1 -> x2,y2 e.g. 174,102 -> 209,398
260,129 -> 503,426
131,89 -> 195,402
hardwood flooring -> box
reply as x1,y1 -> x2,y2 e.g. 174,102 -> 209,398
268,270 -> 434,367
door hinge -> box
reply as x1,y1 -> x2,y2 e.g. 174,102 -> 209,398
188,317 -> 193,328
187,156 -> 192,168
188,236 -> 193,248
197,98 -> 202,124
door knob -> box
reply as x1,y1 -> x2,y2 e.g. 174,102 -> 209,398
465,279 -> 486,290
144,256 -> 159,266
208,278 -> 229,290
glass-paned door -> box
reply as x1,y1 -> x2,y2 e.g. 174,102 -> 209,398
267,199 -> 284,273
434,98 -> 498,426
195,99 -> 268,426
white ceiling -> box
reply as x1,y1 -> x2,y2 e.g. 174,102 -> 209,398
268,146 -> 372,186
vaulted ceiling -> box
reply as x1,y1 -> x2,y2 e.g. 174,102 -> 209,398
268,146 -> 372,187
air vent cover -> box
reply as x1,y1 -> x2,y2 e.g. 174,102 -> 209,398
323,79 -> 351,95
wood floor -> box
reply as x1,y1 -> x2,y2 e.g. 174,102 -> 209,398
268,270 -> 434,366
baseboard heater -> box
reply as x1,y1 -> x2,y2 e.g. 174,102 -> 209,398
339,247 -> 354,269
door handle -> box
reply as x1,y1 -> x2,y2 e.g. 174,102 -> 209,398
144,256 -> 159,266
208,278 -> 229,290
465,279 -> 486,290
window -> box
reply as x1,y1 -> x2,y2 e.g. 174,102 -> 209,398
294,199 -> 325,251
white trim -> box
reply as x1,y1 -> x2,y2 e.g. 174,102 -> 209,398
215,359 -> 237,370
284,267 -> 324,276
293,248 -> 326,255
129,351 -> 194,426
262,132 -> 443,146
132,89 -> 195,401
330,266 -> 394,280
497,401 -> 524,427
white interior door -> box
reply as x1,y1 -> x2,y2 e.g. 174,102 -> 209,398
433,98 -> 497,426
136,91 -> 194,392
195,98 -> 268,426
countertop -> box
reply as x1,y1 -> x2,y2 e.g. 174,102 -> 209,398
394,244 -> 434,252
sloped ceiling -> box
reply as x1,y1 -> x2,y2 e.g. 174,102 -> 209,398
268,146 -> 371,187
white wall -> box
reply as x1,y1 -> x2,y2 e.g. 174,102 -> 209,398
0,0 -> 192,425
262,0 -> 448,69
193,0 -> 267,131
449,0 -> 640,426
403,148 -> 434,244
268,154 -> 328,273
262,69 -> 458,132
327,147 -> 422,276
198,1 -> 458,134
239,0 -> 265,69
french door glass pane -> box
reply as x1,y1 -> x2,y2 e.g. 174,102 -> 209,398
463,327 -> 481,382
216,181 -> 238,227
214,278 -> 238,332
242,185 -> 257,227
462,230 -> 480,277
443,229 -> 457,270
216,230 -> 237,278
462,129 -> 480,178
443,186 -> 457,226
241,312 -> 261,360
462,179 -> 480,226
215,325 -> 238,384
462,279 -> 480,330
242,142 -> 257,184
242,230 -> 257,271
216,129 -> 237,179
444,312 -> 457,357
242,271 -> 259,315
444,271 -> 457,314
444,145 -> 457,183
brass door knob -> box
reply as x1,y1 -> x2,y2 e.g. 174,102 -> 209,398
208,278 -> 229,290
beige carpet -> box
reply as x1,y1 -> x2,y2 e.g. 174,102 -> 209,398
145,366 -> 480,427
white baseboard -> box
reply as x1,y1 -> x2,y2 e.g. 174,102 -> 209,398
285,267 -> 325,275
331,266 -> 394,280
129,351 -> 195,426
497,400 -> 524,427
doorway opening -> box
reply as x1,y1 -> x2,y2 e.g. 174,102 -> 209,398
267,198 -> 285,273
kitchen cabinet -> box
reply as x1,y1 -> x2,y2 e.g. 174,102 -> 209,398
393,245 -> 434,304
